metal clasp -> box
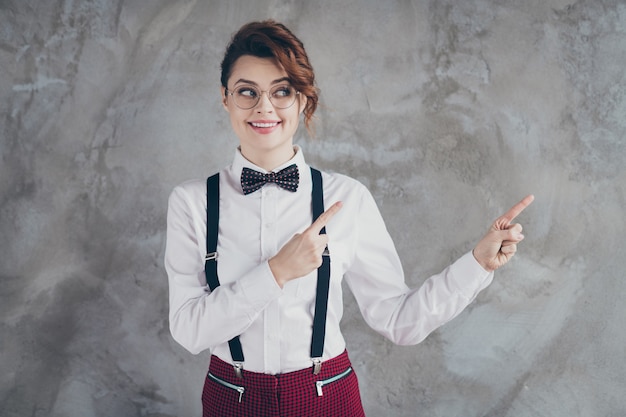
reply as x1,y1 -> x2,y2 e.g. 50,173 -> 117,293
233,362 -> 244,379
322,246 -> 330,257
205,252 -> 218,261
311,357 -> 322,375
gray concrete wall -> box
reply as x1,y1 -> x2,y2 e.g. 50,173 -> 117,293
1,1 -> 624,416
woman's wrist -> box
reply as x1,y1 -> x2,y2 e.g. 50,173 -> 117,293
268,257 -> 288,288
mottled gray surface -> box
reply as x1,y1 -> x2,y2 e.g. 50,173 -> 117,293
1,1 -> 625,416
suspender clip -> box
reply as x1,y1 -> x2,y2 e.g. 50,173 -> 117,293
233,362 -> 244,379
322,246 -> 330,257
205,252 -> 218,261
311,357 -> 322,375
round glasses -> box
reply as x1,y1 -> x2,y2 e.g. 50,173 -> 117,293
226,84 -> 300,110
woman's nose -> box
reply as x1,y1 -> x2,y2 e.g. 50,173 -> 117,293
255,91 -> 274,112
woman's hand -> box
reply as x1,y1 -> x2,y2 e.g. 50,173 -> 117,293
473,195 -> 535,272
269,201 -> 343,287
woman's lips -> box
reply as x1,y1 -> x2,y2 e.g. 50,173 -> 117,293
250,121 -> 279,128
249,120 -> 281,133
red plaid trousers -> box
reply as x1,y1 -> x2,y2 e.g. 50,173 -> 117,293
202,350 -> 365,416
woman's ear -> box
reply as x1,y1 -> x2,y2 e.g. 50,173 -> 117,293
221,86 -> 229,112
298,93 -> 307,115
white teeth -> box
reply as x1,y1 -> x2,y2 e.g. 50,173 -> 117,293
251,122 -> 278,128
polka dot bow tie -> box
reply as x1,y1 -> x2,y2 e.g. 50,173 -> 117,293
240,164 -> 300,195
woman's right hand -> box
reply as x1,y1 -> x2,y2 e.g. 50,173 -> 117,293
269,201 -> 343,287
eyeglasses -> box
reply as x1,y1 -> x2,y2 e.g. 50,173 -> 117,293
226,84 -> 300,110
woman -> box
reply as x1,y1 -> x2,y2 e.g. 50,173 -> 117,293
165,20 -> 533,416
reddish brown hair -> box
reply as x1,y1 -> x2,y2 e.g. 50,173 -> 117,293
220,20 -> 319,133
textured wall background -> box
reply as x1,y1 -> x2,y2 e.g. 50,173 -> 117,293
1,1 -> 625,416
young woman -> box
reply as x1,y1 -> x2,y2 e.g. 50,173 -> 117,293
165,20 -> 534,416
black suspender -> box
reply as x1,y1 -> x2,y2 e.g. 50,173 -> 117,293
204,167 -> 330,377
309,167 -> 330,374
205,173 -> 245,376
205,174 -> 219,289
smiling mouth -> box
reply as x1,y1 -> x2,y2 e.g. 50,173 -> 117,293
250,121 -> 280,128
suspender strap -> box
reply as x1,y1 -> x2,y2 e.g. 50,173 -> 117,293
310,167 -> 330,374
205,174 -> 220,289
205,173 -> 245,370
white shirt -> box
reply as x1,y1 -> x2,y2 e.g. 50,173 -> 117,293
165,147 -> 494,374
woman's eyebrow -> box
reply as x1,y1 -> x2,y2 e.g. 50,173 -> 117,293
271,77 -> 291,85
233,77 -> 291,86
233,78 -> 257,86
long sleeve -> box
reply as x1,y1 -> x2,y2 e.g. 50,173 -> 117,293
343,186 -> 494,346
165,183 -> 283,354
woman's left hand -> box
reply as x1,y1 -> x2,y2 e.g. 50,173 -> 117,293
472,194 -> 535,272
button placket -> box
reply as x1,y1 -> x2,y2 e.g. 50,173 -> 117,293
260,185 -> 281,372
259,187 -> 276,258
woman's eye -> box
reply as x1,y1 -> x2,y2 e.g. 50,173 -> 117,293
237,88 -> 258,98
273,87 -> 292,97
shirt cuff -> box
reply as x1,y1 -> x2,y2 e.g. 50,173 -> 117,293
448,251 -> 495,301
234,261 -> 283,315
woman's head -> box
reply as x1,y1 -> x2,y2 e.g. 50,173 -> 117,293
220,20 -> 318,132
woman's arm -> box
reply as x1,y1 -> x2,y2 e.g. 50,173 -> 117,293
344,188 -> 497,346
165,185 -> 283,354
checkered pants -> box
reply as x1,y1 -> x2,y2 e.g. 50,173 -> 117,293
202,350 -> 365,416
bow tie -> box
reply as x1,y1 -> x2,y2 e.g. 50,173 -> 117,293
241,164 -> 299,195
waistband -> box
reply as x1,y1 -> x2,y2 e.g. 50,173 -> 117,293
208,350 -> 353,391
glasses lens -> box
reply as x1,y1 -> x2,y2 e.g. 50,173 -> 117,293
269,85 -> 297,109
232,86 -> 259,109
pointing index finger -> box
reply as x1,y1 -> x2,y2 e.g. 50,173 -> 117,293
309,201 -> 343,234
499,194 -> 535,226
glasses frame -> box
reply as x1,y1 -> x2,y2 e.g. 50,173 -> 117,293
225,84 -> 301,110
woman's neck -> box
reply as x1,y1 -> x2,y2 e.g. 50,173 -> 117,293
240,146 -> 297,172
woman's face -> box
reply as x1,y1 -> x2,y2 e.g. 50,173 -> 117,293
222,55 -> 307,169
